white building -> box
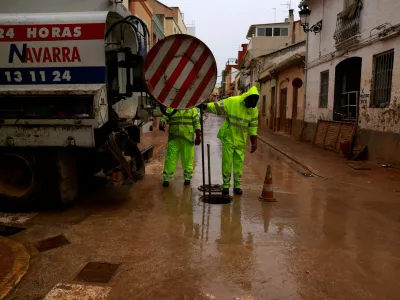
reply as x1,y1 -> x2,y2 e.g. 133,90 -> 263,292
301,0 -> 400,165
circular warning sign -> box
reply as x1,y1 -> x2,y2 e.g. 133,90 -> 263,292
144,34 -> 217,109
292,78 -> 303,88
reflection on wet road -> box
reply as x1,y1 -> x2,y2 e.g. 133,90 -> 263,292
5,115 -> 400,300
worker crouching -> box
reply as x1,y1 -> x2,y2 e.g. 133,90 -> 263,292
203,84 -> 259,195
159,108 -> 201,187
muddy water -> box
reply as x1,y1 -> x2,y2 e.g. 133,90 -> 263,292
5,115 -> 400,300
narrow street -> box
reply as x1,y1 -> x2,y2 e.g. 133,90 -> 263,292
1,115 -> 400,300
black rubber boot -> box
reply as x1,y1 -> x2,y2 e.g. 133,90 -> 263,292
234,188 -> 243,195
222,188 -> 229,195
163,181 -> 170,187
184,180 -> 191,186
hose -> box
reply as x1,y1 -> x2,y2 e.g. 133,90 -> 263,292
105,132 -> 144,181
160,105 -> 178,117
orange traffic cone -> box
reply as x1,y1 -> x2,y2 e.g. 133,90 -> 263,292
259,165 -> 277,202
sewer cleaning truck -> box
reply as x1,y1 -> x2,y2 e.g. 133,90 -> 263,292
0,0 -> 218,210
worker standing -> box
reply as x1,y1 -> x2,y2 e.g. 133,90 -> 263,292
159,108 -> 201,187
203,84 -> 260,195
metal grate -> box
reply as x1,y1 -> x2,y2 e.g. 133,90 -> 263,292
198,184 -> 222,193
319,71 -> 329,108
371,50 -> 394,108
333,0 -> 363,44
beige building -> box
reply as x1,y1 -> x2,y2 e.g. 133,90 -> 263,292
148,0 -> 187,35
257,42 -> 306,136
242,9 -> 306,83
239,9 -> 306,137
128,0 -> 154,46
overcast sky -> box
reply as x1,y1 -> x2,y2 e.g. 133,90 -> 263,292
160,0 -> 302,84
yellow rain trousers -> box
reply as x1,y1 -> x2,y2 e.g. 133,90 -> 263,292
161,108 -> 200,182
206,86 -> 259,188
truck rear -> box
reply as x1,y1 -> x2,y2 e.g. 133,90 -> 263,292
0,0 -> 217,210
0,0 -> 157,209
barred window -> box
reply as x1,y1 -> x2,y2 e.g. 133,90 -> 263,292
372,50 -> 394,108
319,71 -> 329,108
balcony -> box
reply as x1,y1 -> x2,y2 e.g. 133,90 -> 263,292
333,0 -> 363,45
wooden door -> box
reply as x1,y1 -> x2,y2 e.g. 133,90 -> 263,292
291,87 -> 298,135
279,88 -> 287,132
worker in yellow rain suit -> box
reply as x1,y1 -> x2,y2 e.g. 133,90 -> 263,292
159,108 -> 201,187
204,84 -> 259,195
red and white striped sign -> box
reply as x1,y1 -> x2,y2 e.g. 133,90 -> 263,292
144,34 -> 217,109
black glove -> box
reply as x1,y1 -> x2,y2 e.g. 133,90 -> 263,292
159,123 -> 166,131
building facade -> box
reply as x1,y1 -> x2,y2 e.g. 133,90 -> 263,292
242,9 -> 306,82
238,10 -> 306,137
257,42 -> 306,135
148,0 -> 187,35
129,0 -> 154,47
301,0 -> 400,164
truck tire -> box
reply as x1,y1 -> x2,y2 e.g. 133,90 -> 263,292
0,153 -> 41,211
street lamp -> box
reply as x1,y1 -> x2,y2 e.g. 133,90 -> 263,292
299,6 -> 322,34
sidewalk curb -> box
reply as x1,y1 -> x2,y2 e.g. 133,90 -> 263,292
0,237 -> 30,299
258,136 -> 320,177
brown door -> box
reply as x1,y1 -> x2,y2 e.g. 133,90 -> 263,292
291,87 -> 298,135
279,88 -> 287,132
270,87 -> 275,129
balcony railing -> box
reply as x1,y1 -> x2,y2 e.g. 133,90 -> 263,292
333,0 -> 363,44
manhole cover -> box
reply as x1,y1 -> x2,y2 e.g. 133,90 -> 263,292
0,225 -> 25,236
200,194 -> 232,205
198,184 -> 222,192
74,262 -> 120,283
34,235 -> 70,252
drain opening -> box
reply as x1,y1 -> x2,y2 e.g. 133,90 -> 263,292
0,225 -> 25,236
34,235 -> 70,252
200,194 -> 232,204
198,184 -> 222,192
74,262 -> 120,283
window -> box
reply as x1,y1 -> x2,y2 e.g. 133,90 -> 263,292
257,28 -> 265,36
274,27 -> 289,36
257,28 -> 272,36
262,95 -> 267,116
372,50 -> 394,108
256,27 -> 287,36
319,71 -> 329,108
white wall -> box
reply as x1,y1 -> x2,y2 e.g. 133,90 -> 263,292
305,0 -> 400,134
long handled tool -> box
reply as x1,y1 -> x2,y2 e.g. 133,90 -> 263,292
200,108 -> 206,200
207,143 -> 212,200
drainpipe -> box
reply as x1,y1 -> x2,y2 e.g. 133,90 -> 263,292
301,32 -> 309,139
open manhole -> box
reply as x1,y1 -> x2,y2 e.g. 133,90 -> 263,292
34,235 -> 70,252
74,262 -> 120,283
198,184 -> 222,193
200,194 -> 233,205
0,225 -> 25,236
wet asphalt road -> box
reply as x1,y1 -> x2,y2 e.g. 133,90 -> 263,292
3,115 -> 400,300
